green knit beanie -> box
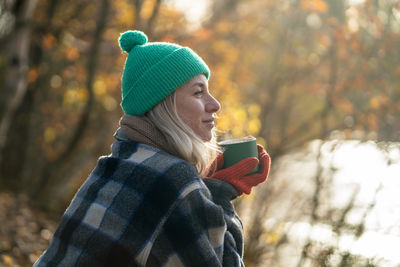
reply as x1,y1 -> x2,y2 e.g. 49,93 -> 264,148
118,30 -> 210,115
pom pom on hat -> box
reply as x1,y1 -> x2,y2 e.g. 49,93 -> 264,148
119,30 -> 148,53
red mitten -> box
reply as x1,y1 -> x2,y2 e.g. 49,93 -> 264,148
210,145 -> 271,195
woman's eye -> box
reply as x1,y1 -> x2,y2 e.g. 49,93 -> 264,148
194,90 -> 204,97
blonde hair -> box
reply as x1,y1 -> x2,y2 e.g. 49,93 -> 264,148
146,92 -> 219,174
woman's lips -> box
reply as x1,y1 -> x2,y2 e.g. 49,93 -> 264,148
203,119 -> 215,127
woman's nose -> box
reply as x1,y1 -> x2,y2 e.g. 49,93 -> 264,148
206,94 -> 221,113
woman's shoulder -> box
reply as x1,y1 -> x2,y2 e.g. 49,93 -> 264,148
77,141 -> 206,218
101,140 -> 202,193
110,140 -> 196,172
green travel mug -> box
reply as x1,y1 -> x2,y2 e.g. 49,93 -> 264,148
218,136 -> 259,175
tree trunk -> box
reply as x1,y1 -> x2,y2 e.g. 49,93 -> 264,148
134,0 -> 145,29
145,0 -> 162,37
0,0 -> 39,184
33,0 -> 111,206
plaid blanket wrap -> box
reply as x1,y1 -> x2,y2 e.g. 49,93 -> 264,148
34,139 -> 244,266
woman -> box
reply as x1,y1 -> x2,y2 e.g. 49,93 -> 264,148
34,30 -> 270,267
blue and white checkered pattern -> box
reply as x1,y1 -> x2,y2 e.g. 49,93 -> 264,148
34,139 -> 244,266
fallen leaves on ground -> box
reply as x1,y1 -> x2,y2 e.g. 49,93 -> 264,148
0,192 -> 58,267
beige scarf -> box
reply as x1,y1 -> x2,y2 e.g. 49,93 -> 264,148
119,114 -> 180,158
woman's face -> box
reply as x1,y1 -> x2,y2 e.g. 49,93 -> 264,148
175,74 -> 221,141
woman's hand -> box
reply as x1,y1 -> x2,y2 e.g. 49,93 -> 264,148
204,145 -> 271,195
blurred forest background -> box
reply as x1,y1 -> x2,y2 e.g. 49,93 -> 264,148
1,0 -> 400,266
